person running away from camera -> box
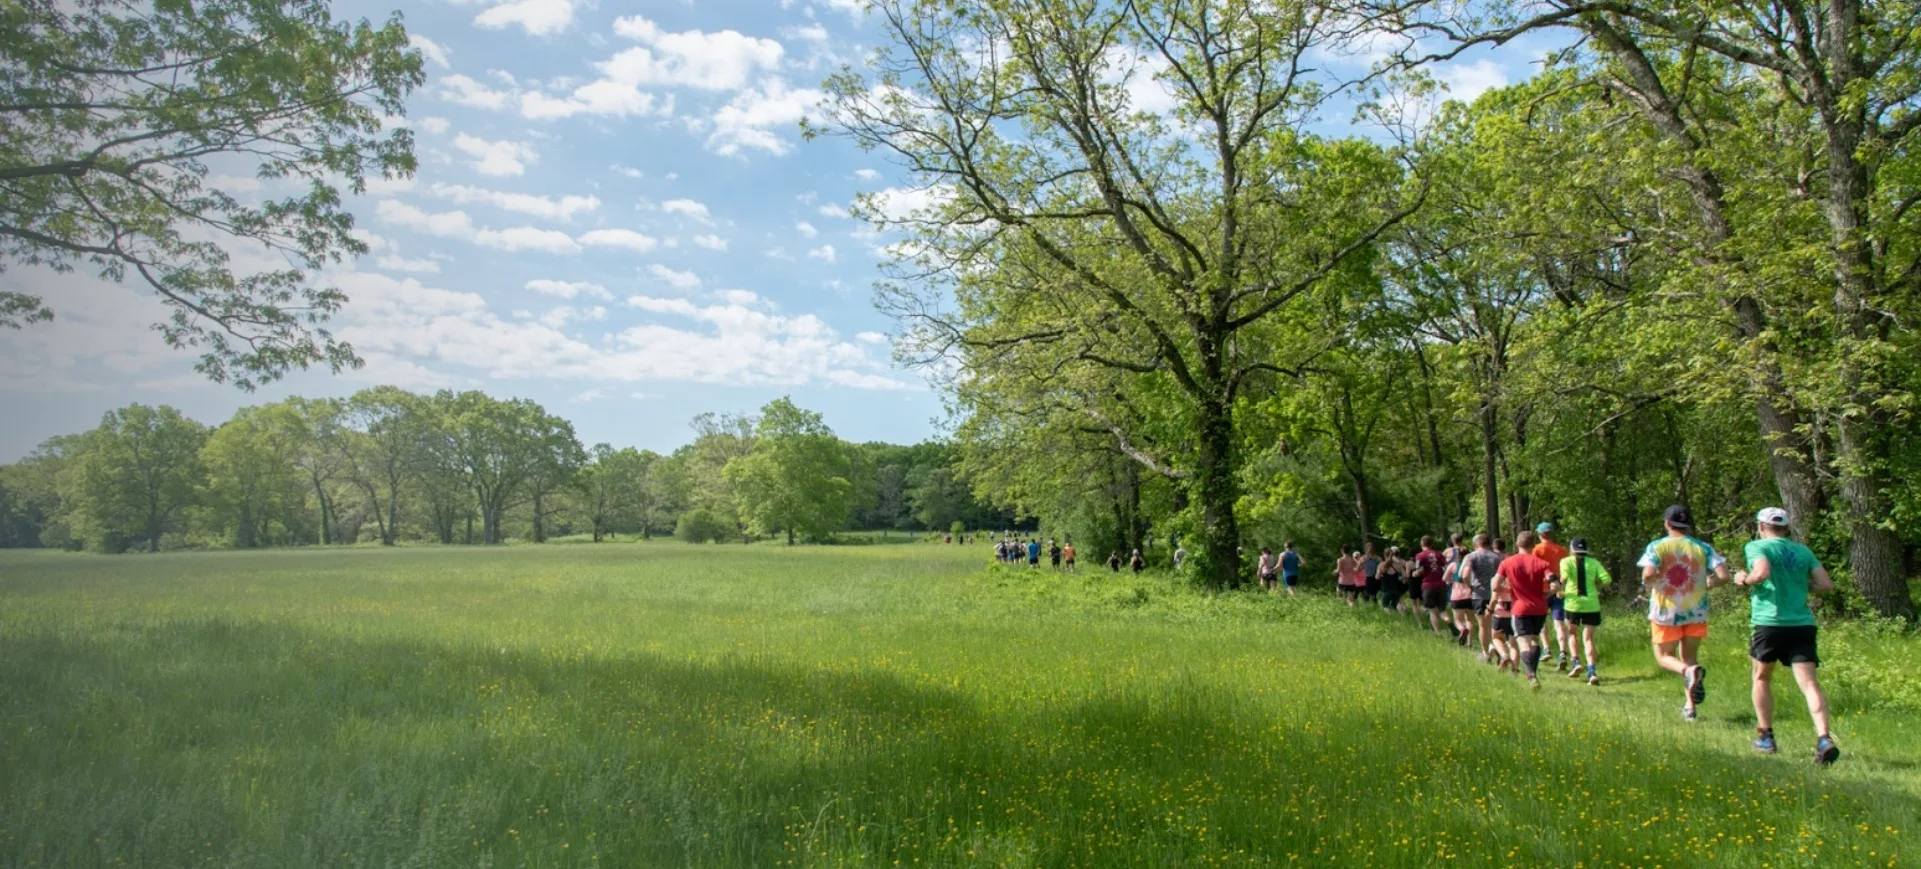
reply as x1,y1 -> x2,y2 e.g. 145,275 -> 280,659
1558,537 -> 1612,685
1736,507 -> 1840,764
1532,523 -> 1577,670
1501,530 -> 1559,690
1638,505 -> 1730,722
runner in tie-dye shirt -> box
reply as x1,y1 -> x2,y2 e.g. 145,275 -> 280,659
1637,505 -> 1730,721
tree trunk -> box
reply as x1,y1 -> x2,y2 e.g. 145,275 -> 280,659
1194,393 -> 1241,589
532,489 -> 545,543
787,527 -> 795,546
312,479 -> 331,545
384,485 -> 399,546
1477,395 -> 1501,540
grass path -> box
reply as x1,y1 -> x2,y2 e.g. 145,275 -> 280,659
0,543 -> 1914,867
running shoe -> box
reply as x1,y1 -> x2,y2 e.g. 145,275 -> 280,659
1686,664 -> 1707,705
1586,672 -> 1599,686
1752,733 -> 1778,754
1528,677 -> 1541,691
1681,706 -> 1698,722
1815,735 -> 1841,765
1567,663 -> 1584,679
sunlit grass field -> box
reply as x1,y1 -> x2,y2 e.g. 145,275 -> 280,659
1,542 -> 1915,868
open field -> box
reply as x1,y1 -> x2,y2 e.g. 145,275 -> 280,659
1,543 -> 1916,868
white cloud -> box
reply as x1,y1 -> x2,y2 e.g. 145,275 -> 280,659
692,234 -> 728,250
817,202 -> 850,218
824,369 -> 914,390
439,74 -> 512,110
474,0 -> 573,36
795,221 -> 819,238
526,279 -> 612,300
428,183 -> 599,220
865,185 -> 955,223
608,16 -> 786,90
1437,59 -> 1509,103
661,198 -> 712,222
613,165 -> 645,179
411,35 -> 451,68
474,226 -> 583,254
511,16 -> 783,121
807,244 -> 837,263
716,289 -> 764,307
571,387 -> 610,403
645,263 -> 702,290
787,24 -> 830,43
578,228 -> 660,253
453,134 -> 539,177
377,200 -> 582,253
708,79 -> 823,156
376,255 -> 441,274
419,116 -> 450,134
855,331 -> 888,344
852,168 -> 881,182
1105,49 -> 1181,115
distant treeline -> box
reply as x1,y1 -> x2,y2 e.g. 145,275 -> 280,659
0,388 -> 1014,553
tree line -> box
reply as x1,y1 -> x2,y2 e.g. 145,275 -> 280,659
0,390 -> 1008,553
819,0 -> 1921,618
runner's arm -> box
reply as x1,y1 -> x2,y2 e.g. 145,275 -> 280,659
1734,557 -> 1771,587
1809,564 -> 1834,594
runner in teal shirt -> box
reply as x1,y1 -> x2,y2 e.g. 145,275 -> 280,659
1733,508 -> 1839,764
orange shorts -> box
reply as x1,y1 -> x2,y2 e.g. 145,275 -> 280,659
1651,622 -> 1708,644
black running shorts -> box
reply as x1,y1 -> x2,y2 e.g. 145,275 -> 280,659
1512,614 -> 1547,638
1566,611 -> 1602,627
1750,625 -> 1819,666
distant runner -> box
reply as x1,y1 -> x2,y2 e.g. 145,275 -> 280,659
1361,544 -> 1382,605
1129,549 -> 1146,573
1050,539 -> 1062,569
1027,538 -> 1042,567
1415,536 -> 1450,635
1638,505 -> 1729,722
1558,537 -> 1611,685
1107,552 -> 1121,573
1735,508 -> 1840,764
1378,546 -> 1409,614
1501,530 -> 1558,689
1258,547 -> 1280,592
1459,535 -> 1504,660
1280,542 -> 1302,597
1063,542 -> 1077,572
1336,550 -> 1364,606
1532,522 -> 1575,670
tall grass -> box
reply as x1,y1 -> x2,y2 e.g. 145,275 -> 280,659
0,543 -> 1914,867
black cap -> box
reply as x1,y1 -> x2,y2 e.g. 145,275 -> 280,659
1570,536 -> 1589,554
1664,505 -> 1692,529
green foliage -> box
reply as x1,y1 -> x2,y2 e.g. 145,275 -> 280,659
673,507 -> 731,544
68,405 -> 207,552
723,397 -> 855,544
0,0 -> 424,387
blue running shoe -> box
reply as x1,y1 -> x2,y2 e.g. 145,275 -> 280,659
1752,732 -> 1777,754
1815,735 -> 1841,765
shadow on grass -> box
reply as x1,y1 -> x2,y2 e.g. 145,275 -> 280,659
1,617 -> 1916,868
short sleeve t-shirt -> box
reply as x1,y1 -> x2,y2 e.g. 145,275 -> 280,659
1463,550 -> 1502,598
1499,553 -> 1555,617
1362,556 -> 1382,579
1415,550 -> 1448,587
1280,551 -> 1301,575
1258,553 -> 1278,575
1636,535 -> 1725,626
1532,541 -> 1570,578
1557,555 -> 1612,613
1744,537 -> 1819,627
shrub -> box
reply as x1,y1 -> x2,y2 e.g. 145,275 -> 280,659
674,509 -> 731,544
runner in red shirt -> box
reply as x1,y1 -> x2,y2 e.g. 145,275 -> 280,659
1414,536 -> 1450,636
1499,530 -> 1561,689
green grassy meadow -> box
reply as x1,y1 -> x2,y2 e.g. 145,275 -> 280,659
1,543 -> 1916,868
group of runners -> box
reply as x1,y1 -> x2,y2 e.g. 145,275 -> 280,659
991,536 -> 1152,574
1262,505 -> 1843,764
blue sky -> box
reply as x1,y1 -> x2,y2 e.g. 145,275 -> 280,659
0,0 -> 1554,462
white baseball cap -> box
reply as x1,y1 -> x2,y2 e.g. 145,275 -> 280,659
1756,507 -> 1791,527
